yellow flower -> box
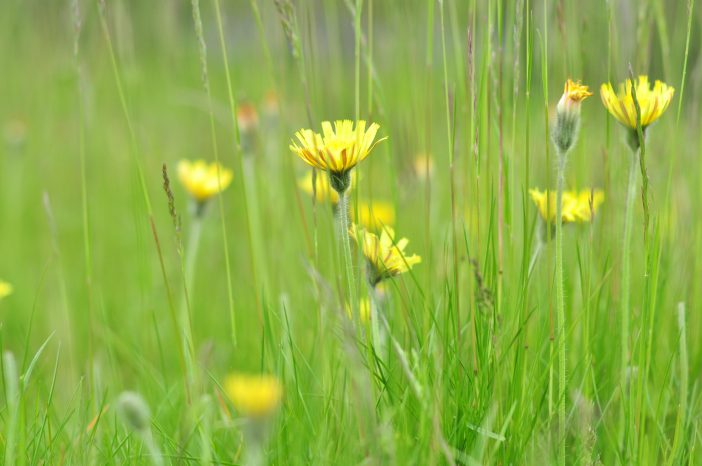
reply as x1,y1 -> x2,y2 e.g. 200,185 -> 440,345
289,120 -> 386,177
224,373 -> 283,418
600,76 -> 674,129
297,170 -> 357,205
346,298 -> 371,324
350,225 -> 421,285
0,281 -> 12,300
558,79 -> 592,112
530,189 -> 605,224
413,153 -> 434,180
178,159 -> 233,202
356,201 -> 395,231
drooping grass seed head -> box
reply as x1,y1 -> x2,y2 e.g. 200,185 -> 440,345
289,120 -> 386,195
178,159 -> 233,216
116,391 -> 152,433
349,225 -> 421,286
0,280 -> 13,301
224,373 -> 283,419
553,79 -> 592,153
600,76 -> 674,150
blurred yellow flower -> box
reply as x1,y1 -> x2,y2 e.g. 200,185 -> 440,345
530,189 -> 605,224
297,170 -> 357,205
224,373 -> 282,418
289,120 -> 386,176
600,76 -> 674,129
350,225 -> 421,285
346,298 -> 371,324
0,281 -> 12,300
356,201 -> 395,230
413,153 -> 434,180
178,159 -> 233,202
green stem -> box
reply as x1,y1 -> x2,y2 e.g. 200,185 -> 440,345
337,191 -> 356,314
555,149 -> 567,466
620,148 -> 639,452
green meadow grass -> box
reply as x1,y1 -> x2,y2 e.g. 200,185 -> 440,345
0,0 -> 700,464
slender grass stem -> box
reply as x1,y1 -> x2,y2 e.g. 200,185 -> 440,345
192,0 -> 240,345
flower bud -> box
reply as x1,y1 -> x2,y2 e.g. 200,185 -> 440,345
117,391 -> 152,433
553,79 -> 592,153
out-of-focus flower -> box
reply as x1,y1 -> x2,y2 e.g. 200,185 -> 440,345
178,159 -> 233,203
262,91 -> 279,119
0,281 -> 12,301
355,201 -> 395,231
3,119 -> 27,150
237,102 -> 259,136
346,298 -> 371,324
224,373 -> 283,418
413,153 -> 434,180
529,189 -> 605,224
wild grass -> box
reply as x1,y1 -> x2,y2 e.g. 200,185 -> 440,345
0,0 -> 700,464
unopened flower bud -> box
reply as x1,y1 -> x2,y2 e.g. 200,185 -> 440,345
552,79 -> 592,153
117,391 -> 152,433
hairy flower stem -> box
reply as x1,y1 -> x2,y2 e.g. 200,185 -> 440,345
621,149 -> 639,405
185,210 -> 204,301
336,189 -> 357,315
555,148 -> 567,466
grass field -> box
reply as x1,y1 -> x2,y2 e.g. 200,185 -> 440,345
1,0 -> 701,464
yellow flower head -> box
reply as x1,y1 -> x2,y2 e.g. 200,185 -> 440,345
298,170 -> 357,205
356,201 -> 395,231
530,189 -> 605,224
289,120 -> 386,176
178,159 -> 233,202
345,298 -> 371,324
0,281 -> 12,300
224,373 -> 283,418
600,76 -> 674,129
350,225 -> 421,285
558,79 -> 592,112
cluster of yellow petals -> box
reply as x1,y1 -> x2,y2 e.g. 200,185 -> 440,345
224,373 -> 283,418
600,76 -> 675,129
559,79 -> 593,109
290,120 -> 386,174
529,189 -> 605,224
0,281 -> 12,300
350,225 -> 421,284
178,159 -> 233,202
